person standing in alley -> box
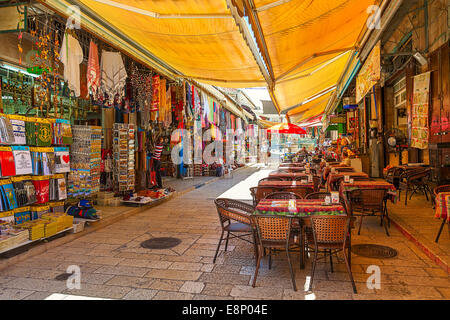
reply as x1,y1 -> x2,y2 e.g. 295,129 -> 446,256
153,136 -> 164,189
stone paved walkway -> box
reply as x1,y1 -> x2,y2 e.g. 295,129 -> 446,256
0,166 -> 448,300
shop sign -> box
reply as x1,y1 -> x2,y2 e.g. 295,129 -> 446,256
356,41 -> 380,103
0,3 -> 27,34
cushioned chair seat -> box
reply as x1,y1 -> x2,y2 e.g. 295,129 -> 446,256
224,222 -> 252,232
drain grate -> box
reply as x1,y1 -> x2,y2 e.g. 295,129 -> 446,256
351,244 -> 398,259
55,273 -> 72,281
140,237 -> 181,249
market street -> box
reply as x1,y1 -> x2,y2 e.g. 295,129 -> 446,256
0,166 -> 448,300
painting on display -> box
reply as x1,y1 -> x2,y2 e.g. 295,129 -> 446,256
411,72 -> 431,149
356,41 -> 381,103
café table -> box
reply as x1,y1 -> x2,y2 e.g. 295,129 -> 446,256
322,165 -> 354,180
339,179 -> 397,203
434,192 -> 450,242
278,167 -> 307,172
268,172 -> 312,180
326,171 -> 368,191
254,199 -> 347,268
259,180 -> 314,189
278,163 -> 305,168
281,162 -> 305,166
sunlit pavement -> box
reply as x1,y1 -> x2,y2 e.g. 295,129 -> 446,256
0,165 -> 448,300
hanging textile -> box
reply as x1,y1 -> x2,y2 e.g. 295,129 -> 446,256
209,98 -> 214,125
230,114 -> 236,131
150,75 -> 160,121
211,124 -> 216,140
411,72 -> 431,149
202,92 -> 210,126
100,51 -> 127,100
59,32 -> 83,97
165,85 -> 172,127
87,40 -> 100,95
158,78 -> 166,122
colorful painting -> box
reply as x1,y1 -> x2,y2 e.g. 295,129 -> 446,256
411,72 -> 430,149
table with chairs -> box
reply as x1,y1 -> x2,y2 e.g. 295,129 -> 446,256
326,171 -> 369,191
211,162 -> 390,294
433,185 -> 450,243
252,198 -> 356,293
340,179 -> 396,236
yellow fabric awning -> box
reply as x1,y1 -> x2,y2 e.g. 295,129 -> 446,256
252,0 -> 379,114
289,93 -> 332,124
78,0 -> 266,87
43,0 -> 379,120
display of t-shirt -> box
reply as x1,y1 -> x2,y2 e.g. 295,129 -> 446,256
59,32 -> 83,97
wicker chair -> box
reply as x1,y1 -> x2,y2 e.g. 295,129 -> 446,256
250,186 -> 279,206
258,177 -> 285,183
398,168 -> 432,205
213,198 -> 258,264
433,185 -> 450,243
306,192 -> 331,200
251,215 -> 297,291
348,188 -> 390,236
335,167 -> 355,173
312,175 -> 321,191
306,215 -> 356,293
264,192 -> 302,200
284,186 -> 315,198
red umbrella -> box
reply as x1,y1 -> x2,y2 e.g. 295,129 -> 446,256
267,123 -> 307,134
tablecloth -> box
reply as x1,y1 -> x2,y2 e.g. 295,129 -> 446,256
269,172 -> 310,179
259,180 -> 314,189
255,199 -> 346,217
435,192 -> 450,222
339,180 -> 397,203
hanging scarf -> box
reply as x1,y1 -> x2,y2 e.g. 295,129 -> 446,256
158,78 -> 166,121
87,40 -> 100,95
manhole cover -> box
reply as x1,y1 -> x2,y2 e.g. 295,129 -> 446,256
55,273 -> 72,281
351,244 -> 398,259
140,237 -> 181,249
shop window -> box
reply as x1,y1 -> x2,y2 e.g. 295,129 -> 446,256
393,76 -> 407,133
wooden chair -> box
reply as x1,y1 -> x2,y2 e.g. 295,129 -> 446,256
251,215 -> 297,291
264,192 -> 302,200
250,186 -> 278,206
433,185 -> 450,243
312,175 -> 321,192
305,192 -> 331,200
398,168 -> 432,205
306,215 -> 356,293
213,198 -> 258,264
348,188 -> 390,236
335,167 -> 355,173
284,186 -> 315,198
258,177 -> 285,183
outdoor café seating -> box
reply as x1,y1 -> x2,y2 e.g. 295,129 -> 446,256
306,215 -> 357,293
398,167 -> 432,205
348,188 -> 390,236
213,198 -> 258,264
251,215 -> 298,291
433,185 -> 450,243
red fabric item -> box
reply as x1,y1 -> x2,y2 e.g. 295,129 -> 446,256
151,75 -> 160,111
0,151 -> 16,177
32,179 -> 50,204
87,40 -> 100,94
